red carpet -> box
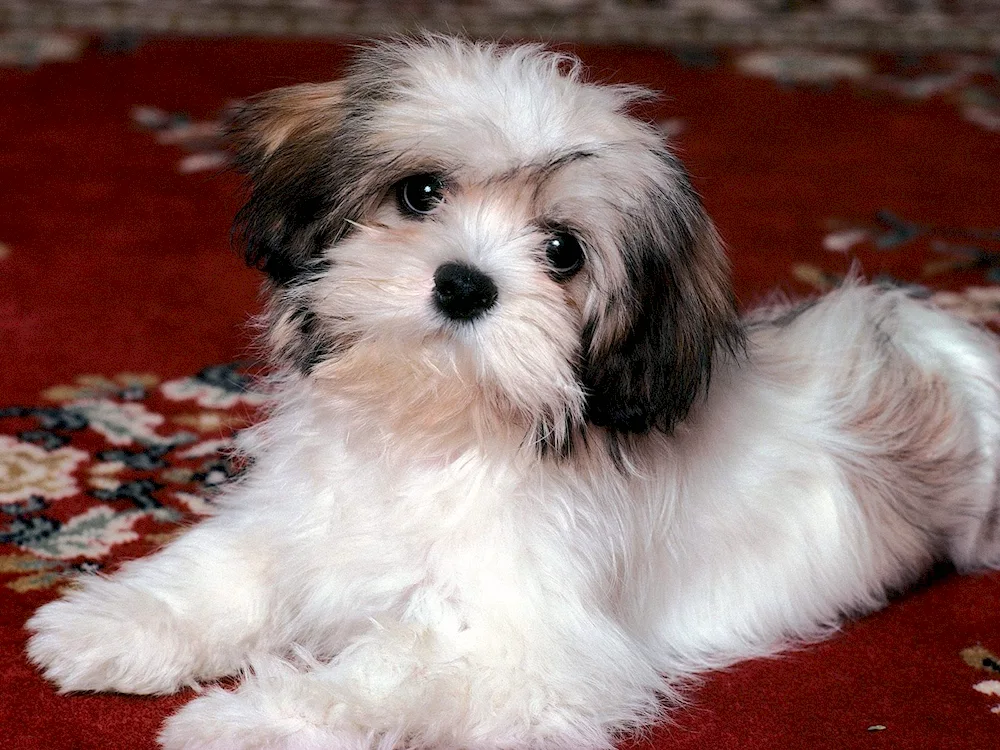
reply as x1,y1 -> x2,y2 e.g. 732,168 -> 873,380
2,36 -> 1000,749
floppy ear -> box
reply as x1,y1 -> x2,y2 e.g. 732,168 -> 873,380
581,154 -> 744,435
228,82 -> 346,285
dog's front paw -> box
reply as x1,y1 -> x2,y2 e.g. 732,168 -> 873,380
26,576 -> 195,694
159,685 -> 377,750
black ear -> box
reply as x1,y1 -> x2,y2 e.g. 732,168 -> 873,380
581,156 -> 744,435
228,82 -> 346,285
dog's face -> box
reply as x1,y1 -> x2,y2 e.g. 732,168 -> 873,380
231,37 -> 743,456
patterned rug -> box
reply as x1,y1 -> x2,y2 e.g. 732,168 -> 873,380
3,1 -> 1000,52
2,33 -> 999,750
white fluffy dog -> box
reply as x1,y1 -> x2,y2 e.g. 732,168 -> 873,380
27,36 -> 1000,750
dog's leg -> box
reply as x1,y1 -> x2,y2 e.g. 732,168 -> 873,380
26,515 -> 276,695
159,613 -> 665,750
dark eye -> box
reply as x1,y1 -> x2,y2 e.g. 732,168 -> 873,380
395,173 -> 444,217
544,231 -> 585,280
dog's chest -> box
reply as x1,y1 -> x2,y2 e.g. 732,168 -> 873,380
271,436 -> 614,634
283,443 -> 521,576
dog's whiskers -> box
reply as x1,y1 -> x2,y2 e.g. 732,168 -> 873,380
343,218 -> 378,232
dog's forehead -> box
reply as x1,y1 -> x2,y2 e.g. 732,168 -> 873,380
357,42 -> 641,173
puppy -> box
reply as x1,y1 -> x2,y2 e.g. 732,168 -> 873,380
27,36 -> 1000,750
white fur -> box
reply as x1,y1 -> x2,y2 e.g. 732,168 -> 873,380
26,37 -> 1000,750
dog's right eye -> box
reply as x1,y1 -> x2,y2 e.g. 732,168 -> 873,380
395,174 -> 444,217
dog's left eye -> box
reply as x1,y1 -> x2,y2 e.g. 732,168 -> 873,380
395,174 -> 444,217
545,231 -> 585,280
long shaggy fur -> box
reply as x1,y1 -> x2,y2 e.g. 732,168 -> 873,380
26,36 -> 1000,750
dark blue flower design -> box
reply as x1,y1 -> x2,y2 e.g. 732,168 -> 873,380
0,496 -> 48,517
194,363 -> 255,395
97,445 -> 171,470
92,479 -> 163,511
19,430 -> 70,451
0,515 -> 60,546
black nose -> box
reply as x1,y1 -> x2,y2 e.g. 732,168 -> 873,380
433,262 -> 498,321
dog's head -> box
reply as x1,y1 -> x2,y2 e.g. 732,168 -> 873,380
230,36 -> 743,456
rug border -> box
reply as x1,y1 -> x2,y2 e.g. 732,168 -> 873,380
3,3 -> 1000,53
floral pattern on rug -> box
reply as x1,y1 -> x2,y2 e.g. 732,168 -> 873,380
962,645 -> 1000,715
134,45 -> 1000,181
8,1 -> 1000,53
0,363 -> 263,592
791,210 -> 1000,328
823,211 -> 1000,284
734,50 -> 1000,132
0,30 -> 86,68
132,106 -> 234,174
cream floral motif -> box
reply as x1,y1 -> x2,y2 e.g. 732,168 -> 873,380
87,461 -> 126,491
174,491 -> 214,516
28,506 -> 145,560
162,375 -> 268,409
972,680 -> 1000,714
0,436 -> 87,504
0,366 -> 257,592
68,399 -> 192,447
42,373 -> 159,403
822,228 -> 869,253
0,554 -> 62,593
737,49 -> 870,85
931,287 -> 1000,326
160,374 -> 267,409
0,31 -> 86,67
961,646 -> 1000,715
173,411 -> 247,433
177,439 -> 233,459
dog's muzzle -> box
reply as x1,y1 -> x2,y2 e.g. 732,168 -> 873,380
433,262 -> 498,322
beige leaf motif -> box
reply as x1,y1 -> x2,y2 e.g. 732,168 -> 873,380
0,436 -> 88,503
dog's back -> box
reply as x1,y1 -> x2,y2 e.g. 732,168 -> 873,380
647,284 -> 1000,674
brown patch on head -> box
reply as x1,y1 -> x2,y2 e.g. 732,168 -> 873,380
229,81 -> 346,164
577,149 -> 745,437
228,82 -> 351,285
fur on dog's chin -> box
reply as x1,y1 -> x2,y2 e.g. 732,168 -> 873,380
303,339 -> 563,457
